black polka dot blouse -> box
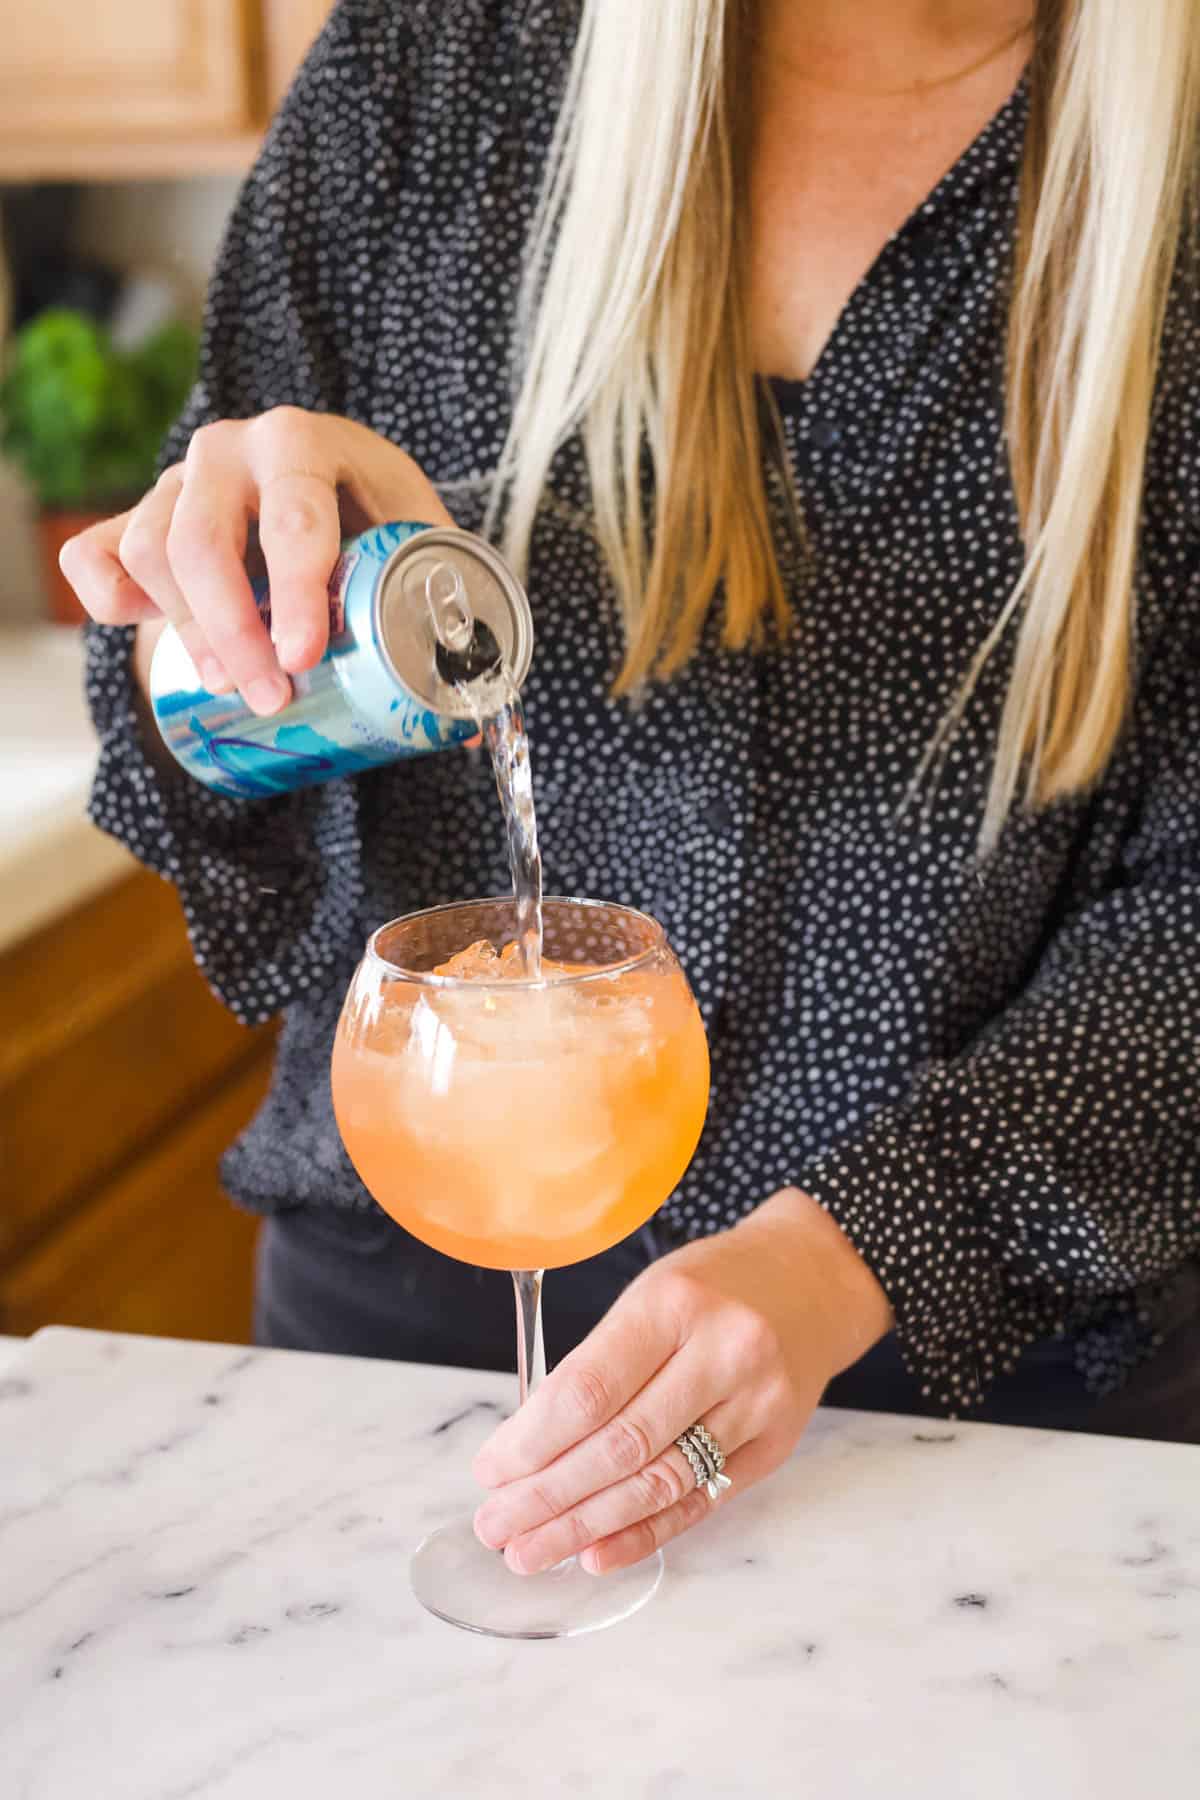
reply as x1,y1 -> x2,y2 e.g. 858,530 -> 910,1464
85,0 -> 1200,1413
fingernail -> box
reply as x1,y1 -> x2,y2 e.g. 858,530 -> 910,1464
580,1549 -> 602,1576
274,636 -> 310,673
244,674 -> 290,715
199,656 -> 233,694
473,1507 -> 507,1549
504,1543 -> 532,1576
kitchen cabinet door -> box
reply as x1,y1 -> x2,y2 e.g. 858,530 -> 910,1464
0,870 -> 265,1264
0,1052 -> 272,1344
0,0 -> 254,142
0,868 -> 277,1346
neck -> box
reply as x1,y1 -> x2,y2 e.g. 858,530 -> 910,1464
754,0 -> 1036,88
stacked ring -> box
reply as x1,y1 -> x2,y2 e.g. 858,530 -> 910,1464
674,1423 -> 733,1502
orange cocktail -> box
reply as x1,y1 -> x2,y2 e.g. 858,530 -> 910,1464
333,939 -> 709,1270
330,895 -> 709,1641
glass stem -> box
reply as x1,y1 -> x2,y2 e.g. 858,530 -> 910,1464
511,1269 -> 546,1406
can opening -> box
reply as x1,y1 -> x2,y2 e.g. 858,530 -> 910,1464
425,561 -> 504,686
434,617 -> 503,686
377,526 -> 534,715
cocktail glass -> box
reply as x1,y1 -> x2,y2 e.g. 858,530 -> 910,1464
332,896 -> 710,1637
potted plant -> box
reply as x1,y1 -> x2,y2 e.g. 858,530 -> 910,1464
0,307 -> 198,624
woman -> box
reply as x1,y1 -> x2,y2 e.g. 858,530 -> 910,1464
65,0 -> 1199,1582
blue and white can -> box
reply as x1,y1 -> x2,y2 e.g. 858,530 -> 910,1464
148,521 -> 534,799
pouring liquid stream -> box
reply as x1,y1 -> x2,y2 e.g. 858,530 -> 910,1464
480,679 -> 543,979
426,564 -> 544,977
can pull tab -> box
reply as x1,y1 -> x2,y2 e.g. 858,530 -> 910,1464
426,561 -> 504,686
426,563 -> 474,656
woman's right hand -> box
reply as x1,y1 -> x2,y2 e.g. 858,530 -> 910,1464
60,409 -> 455,714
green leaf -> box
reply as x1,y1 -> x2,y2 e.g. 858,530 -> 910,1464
0,305 -> 200,509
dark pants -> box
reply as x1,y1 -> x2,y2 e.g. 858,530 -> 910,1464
255,1208 -> 1200,1445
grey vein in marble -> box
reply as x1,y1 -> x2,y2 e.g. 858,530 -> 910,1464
1,1327 -> 1197,1799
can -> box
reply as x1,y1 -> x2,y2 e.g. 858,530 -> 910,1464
149,521 -> 534,799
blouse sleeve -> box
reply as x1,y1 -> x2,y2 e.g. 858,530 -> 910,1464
797,583 -> 1200,1412
85,2 -> 406,1025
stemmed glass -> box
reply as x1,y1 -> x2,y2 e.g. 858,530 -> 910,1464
331,896 -> 710,1638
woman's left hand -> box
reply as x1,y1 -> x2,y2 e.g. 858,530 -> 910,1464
472,1188 -> 893,1576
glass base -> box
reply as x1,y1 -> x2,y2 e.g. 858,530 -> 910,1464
411,1516 -> 664,1639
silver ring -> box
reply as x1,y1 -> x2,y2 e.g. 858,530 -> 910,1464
674,1423 -> 733,1503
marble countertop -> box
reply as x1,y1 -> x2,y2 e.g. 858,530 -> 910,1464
0,627 -> 133,951
2,1326 -> 1197,1799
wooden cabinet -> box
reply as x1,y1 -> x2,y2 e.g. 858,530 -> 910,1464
1,2 -> 254,141
0,0 -> 335,181
0,868 -> 277,1345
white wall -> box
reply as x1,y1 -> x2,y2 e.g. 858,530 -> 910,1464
0,175 -> 241,622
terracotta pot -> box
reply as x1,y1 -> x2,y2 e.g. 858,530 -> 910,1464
37,508 -> 106,626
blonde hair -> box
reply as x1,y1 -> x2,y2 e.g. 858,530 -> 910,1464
496,0 -> 1200,847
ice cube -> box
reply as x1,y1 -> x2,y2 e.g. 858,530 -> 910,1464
434,938 -> 503,979
434,938 -> 584,984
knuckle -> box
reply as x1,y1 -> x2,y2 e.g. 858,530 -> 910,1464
118,519 -> 162,582
637,1461 -> 684,1514
260,492 -> 324,541
560,1510 -> 597,1555
659,1267 -> 709,1314
185,419 -> 240,465
56,531 -> 86,585
250,404 -> 310,448
60,538 -> 118,619
564,1365 -> 611,1431
651,1265 -> 700,1306
646,1267 -> 707,1335
724,1303 -> 779,1369
602,1414 -> 654,1478
761,1371 -> 798,1420
526,1479 -> 561,1523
